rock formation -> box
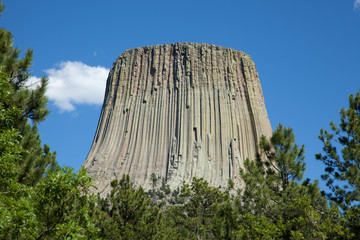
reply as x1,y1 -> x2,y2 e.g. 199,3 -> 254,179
83,43 -> 272,194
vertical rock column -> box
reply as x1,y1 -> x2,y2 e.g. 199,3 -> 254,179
83,43 -> 272,194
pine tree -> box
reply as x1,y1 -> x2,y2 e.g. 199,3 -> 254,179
316,91 -> 360,210
316,91 -> 360,238
0,0 -> 56,185
0,70 -> 21,192
17,124 -> 57,186
240,124 -> 329,239
0,3 -> 98,239
94,175 -> 163,240
0,71 -> 95,239
163,178 -> 227,239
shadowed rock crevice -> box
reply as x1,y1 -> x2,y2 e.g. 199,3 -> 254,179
83,43 -> 272,195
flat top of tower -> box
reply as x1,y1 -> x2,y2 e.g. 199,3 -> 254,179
119,42 -> 250,58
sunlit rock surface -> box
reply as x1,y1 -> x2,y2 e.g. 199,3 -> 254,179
83,43 -> 272,195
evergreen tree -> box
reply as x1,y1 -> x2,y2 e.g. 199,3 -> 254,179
316,91 -> 360,237
164,177 -> 226,239
0,4 -> 97,239
316,91 -> 360,210
0,70 -> 22,192
0,0 -> 56,185
17,123 -> 57,186
240,124 -> 330,239
1,70 -> 96,239
94,175 -> 163,240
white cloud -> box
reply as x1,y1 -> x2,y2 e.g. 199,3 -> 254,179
355,0 -> 360,10
31,61 -> 109,112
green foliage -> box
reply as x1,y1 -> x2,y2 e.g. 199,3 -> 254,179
0,26 -> 49,124
0,68 -> 93,240
0,5 -> 94,239
211,197 -> 280,240
316,91 -> 360,210
259,124 -> 306,187
17,123 -> 57,186
0,71 -> 21,191
235,212 -> 282,239
240,124 -> 330,239
0,127 -> 21,189
164,178 -> 227,239
0,0 -> 56,186
94,175 -> 163,240
147,175 -> 172,201
342,206 -> 360,239
0,167 -> 97,240
31,167 -> 97,239
0,1 -> 5,16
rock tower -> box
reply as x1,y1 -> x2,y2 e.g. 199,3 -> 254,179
83,43 -> 272,194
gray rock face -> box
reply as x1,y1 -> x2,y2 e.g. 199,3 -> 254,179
83,43 -> 272,195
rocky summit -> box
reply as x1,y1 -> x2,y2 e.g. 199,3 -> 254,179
83,43 -> 272,195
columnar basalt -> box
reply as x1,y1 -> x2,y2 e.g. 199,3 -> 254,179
83,43 -> 272,194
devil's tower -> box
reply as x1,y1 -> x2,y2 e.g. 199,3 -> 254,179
83,43 -> 272,194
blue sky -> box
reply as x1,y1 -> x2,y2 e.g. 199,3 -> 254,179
2,0 -> 360,189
